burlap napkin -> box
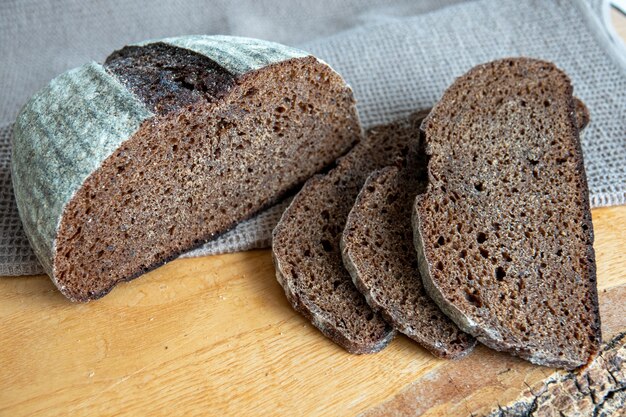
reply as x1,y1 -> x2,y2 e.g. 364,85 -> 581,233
1,0 -> 624,275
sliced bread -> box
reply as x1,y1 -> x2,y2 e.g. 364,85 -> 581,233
341,93 -> 589,359
342,158 -> 476,358
272,111 -> 428,353
413,58 -> 601,369
12,36 -> 361,301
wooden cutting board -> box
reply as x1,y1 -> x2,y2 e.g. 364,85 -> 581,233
2,12 -> 625,417
0,205 -> 624,417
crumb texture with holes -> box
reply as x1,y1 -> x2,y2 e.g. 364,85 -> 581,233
11,36 -> 360,302
272,112 -> 431,353
342,113 -> 476,358
413,58 -> 600,369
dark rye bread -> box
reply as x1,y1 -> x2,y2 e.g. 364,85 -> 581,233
413,58 -> 600,369
272,112 -> 430,353
342,159 -> 476,358
12,36 -> 361,301
341,98 -> 588,359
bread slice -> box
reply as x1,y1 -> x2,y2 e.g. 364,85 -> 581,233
341,95 -> 589,359
342,159 -> 476,358
11,36 -> 361,302
413,58 -> 601,369
272,111 -> 429,353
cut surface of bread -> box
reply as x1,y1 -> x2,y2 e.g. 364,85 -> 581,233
342,151 -> 476,358
12,36 -> 360,301
413,58 -> 600,369
272,111 -> 429,353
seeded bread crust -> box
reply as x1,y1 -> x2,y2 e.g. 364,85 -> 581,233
272,112 -> 430,353
413,58 -> 600,370
12,36 -> 360,301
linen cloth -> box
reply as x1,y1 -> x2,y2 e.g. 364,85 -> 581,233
1,0 -> 624,275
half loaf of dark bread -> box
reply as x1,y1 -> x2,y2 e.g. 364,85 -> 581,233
272,111 -> 433,353
12,36 -> 361,301
341,119 -> 476,358
413,58 -> 601,369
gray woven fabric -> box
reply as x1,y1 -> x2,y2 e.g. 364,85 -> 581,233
1,0 -> 624,275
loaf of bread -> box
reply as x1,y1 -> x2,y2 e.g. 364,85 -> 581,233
341,114 -> 476,358
272,113 -> 438,353
413,58 -> 601,369
12,35 -> 361,301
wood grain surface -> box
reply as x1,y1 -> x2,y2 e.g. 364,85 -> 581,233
1,12 -> 625,417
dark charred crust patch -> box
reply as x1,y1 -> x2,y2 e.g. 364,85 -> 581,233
105,42 -> 236,115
